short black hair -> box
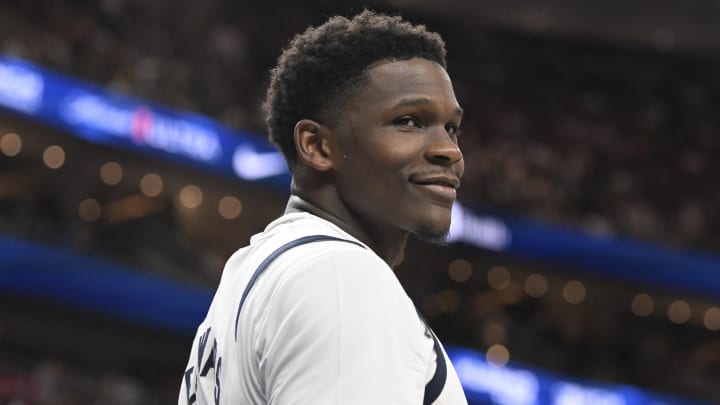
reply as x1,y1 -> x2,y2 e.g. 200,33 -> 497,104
264,10 -> 447,168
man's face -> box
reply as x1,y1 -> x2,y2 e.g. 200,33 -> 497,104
328,58 -> 464,243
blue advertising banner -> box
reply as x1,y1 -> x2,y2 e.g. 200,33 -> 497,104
0,55 -> 292,187
446,347 -> 712,405
447,204 -> 720,298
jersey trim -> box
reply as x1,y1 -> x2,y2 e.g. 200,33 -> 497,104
233,235 -> 364,340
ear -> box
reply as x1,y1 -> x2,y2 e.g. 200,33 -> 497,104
293,119 -> 335,171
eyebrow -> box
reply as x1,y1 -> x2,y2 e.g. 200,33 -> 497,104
392,97 -> 464,117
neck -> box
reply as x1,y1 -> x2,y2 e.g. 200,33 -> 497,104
285,194 -> 407,267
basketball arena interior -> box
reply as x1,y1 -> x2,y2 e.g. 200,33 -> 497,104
1,0 -> 720,403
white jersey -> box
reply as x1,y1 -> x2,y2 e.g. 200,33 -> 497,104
180,212 -> 467,405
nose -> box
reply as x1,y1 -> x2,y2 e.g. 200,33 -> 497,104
424,128 -> 463,167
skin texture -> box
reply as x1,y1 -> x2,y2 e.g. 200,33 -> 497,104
287,58 -> 464,267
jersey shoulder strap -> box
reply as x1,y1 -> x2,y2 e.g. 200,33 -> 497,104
233,235 -> 363,339
232,234 -> 446,404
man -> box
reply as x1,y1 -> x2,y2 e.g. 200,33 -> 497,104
181,10 -> 467,404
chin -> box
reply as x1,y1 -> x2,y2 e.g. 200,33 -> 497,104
411,221 -> 451,246
402,206 -> 453,244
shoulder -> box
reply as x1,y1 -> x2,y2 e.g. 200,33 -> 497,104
268,238 -> 393,299
233,233 -> 399,325
261,238 -> 421,339
243,234 -> 412,324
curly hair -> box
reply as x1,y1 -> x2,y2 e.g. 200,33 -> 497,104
263,10 -> 447,168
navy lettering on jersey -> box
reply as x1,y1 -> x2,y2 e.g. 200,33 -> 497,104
184,327 -> 223,404
198,327 -> 212,374
214,355 -> 222,405
200,344 -> 215,377
184,366 -> 196,404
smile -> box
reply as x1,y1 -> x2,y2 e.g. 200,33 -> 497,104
409,175 -> 460,202
409,173 -> 460,189
413,182 -> 457,200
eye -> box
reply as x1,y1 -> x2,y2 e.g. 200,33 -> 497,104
445,123 -> 462,137
395,116 -> 422,128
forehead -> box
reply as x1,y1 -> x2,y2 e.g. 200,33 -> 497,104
347,58 -> 460,112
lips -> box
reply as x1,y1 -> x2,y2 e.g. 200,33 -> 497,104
409,173 -> 461,202
409,174 -> 461,190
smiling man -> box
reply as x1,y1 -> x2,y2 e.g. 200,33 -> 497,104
180,10 -> 468,405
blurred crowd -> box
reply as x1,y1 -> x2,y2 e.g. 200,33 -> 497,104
1,0 -> 720,404
1,0 -> 717,254
454,45 -> 720,253
0,355 -> 177,405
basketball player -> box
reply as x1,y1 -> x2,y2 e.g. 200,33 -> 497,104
180,10 -> 468,404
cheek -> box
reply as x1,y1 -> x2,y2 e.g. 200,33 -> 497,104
339,153 -> 405,205
341,131 -> 424,189
349,142 -> 408,174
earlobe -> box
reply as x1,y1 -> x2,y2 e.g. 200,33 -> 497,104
294,119 -> 335,171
